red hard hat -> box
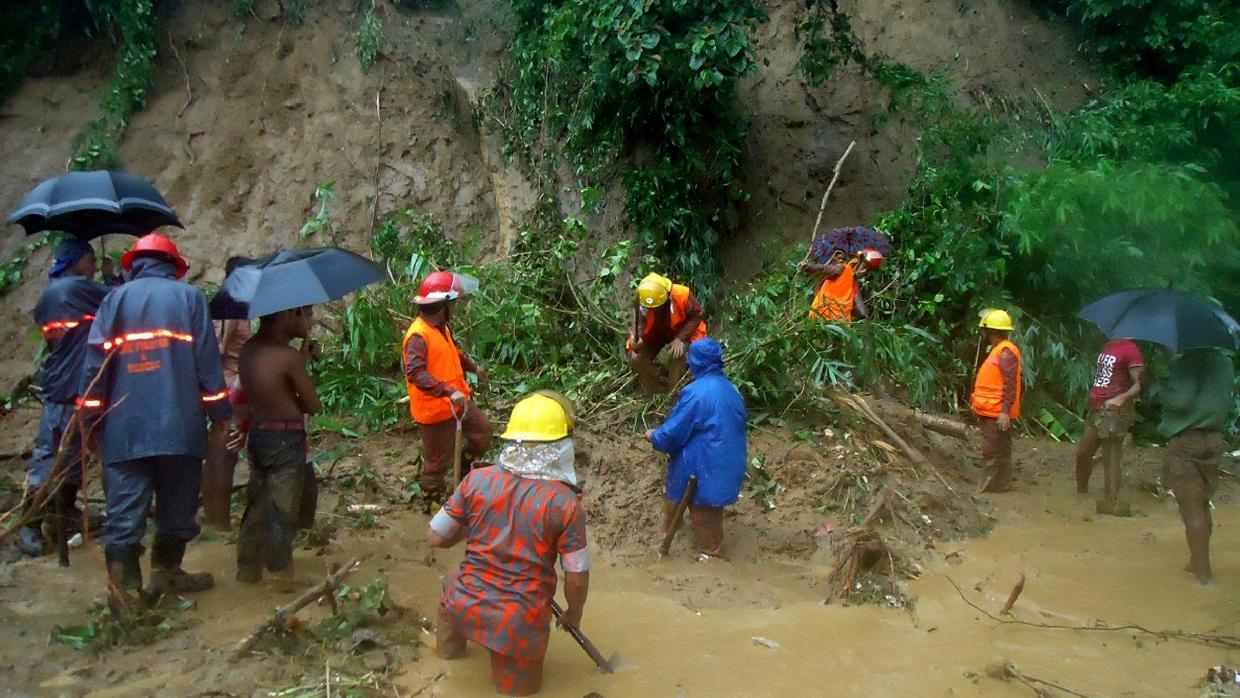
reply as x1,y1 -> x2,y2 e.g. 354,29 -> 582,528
858,247 -> 885,270
121,233 -> 189,279
414,270 -> 460,305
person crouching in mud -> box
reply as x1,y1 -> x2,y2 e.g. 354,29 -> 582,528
429,393 -> 589,696
234,305 -> 321,592
645,338 -> 747,560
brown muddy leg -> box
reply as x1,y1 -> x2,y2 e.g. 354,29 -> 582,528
630,347 -> 667,395
1097,439 -> 1130,516
1176,493 -> 1213,585
202,430 -> 237,531
1074,425 -> 1100,494
436,603 -> 467,660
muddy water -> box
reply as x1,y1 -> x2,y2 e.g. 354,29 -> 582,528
4,490 -> 1239,697
398,491 -> 1240,697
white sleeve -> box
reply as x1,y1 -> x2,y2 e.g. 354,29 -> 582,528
561,548 -> 591,573
429,507 -> 462,538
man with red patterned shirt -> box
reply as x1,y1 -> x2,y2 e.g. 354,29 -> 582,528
1075,337 -> 1144,506
428,394 -> 589,696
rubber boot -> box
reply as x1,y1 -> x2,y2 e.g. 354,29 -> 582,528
148,539 -> 214,595
16,490 -> 45,557
105,545 -> 144,617
52,483 -> 84,540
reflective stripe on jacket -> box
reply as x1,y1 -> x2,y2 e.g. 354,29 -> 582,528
34,273 -> 108,402
972,339 -> 1022,419
810,263 -> 856,322
80,257 -> 231,464
402,316 -> 470,424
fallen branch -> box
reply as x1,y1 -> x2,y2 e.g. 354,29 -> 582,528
913,410 -> 972,441
230,557 -> 362,660
803,140 -> 857,261
999,573 -> 1025,615
830,391 -> 958,494
947,576 -> 1240,649
986,662 -> 1093,698
167,32 -> 193,117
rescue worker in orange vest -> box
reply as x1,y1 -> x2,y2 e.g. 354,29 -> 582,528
971,308 -> 1022,493
626,273 -> 707,395
801,248 -> 883,323
402,271 -> 493,509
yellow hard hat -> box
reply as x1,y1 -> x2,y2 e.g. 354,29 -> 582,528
533,389 -> 576,431
500,393 -> 570,442
636,273 -> 673,308
978,308 -> 1014,331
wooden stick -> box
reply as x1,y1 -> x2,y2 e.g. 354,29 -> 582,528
230,557 -> 361,660
913,411 -> 972,441
803,140 -> 857,261
999,573 -> 1025,615
659,476 -> 697,557
550,600 -> 613,674
832,392 -> 956,494
999,662 -> 1093,698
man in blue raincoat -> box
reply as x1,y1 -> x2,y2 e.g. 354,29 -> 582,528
17,239 -> 108,556
80,233 -> 232,609
645,338 -> 747,559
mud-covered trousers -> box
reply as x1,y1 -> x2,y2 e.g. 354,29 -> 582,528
104,455 -> 203,551
238,429 -> 313,576
28,401 -> 82,488
418,401 -> 493,498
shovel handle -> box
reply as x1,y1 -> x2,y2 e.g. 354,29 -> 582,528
659,476 -> 697,557
550,600 -> 612,673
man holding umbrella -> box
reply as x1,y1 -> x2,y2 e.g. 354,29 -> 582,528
17,239 -> 108,556
403,270 -> 493,509
80,233 -> 231,609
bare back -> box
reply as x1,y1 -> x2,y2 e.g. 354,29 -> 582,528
238,337 -> 320,422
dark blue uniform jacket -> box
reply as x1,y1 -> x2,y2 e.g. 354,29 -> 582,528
81,257 -> 232,464
34,272 -> 108,403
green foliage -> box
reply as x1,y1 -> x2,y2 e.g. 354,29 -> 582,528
52,600 -> 192,651
298,182 -> 338,241
0,1 -> 63,103
232,0 -> 255,20
500,0 -> 767,305
1047,0 -> 1239,79
284,0 -> 311,24
314,578 -> 395,643
355,1 -> 385,72
71,0 -> 159,169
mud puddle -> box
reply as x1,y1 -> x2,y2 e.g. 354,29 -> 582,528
3,487 -> 1239,696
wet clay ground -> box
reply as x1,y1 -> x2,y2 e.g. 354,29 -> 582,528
2,436 -> 1239,698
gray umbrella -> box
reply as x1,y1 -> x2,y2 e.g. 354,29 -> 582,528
8,170 -> 183,239
210,247 -> 384,320
1078,288 -> 1240,352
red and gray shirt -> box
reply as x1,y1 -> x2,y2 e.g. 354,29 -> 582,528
1088,339 -> 1144,410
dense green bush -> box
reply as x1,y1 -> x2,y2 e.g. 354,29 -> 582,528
500,0 -> 766,306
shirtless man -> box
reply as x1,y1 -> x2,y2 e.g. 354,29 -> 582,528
235,305 -> 321,591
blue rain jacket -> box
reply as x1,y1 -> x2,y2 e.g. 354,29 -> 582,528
650,338 -> 748,507
81,257 -> 232,464
34,272 -> 107,403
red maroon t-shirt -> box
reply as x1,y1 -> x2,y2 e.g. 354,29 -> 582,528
1089,339 -> 1144,409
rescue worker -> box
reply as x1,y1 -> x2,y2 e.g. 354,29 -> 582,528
801,247 -> 883,323
970,308 -> 1022,493
402,270 -> 493,509
626,272 -> 707,394
17,239 -> 108,556
203,256 -> 256,531
645,338 -> 747,559
1075,335 -> 1144,514
1152,348 -> 1234,586
235,305 -> 320,592
430,393 -> 589,696
80,233 -> 232,610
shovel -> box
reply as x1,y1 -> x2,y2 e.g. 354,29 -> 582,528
550,600 -> 617,674
659,476 -> 697,558
451,403 -> 465,489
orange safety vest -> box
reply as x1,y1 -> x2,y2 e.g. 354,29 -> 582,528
402,316 -> 470,424
629,284 -> 707,351
809,264 -> 856,323
971,339 -> 1022,419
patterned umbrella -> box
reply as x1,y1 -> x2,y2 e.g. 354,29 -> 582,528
810,226 -> 893,264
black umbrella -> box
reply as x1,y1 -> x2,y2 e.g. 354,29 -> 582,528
8,170 -> 182,239
210,247 -> 385,320
1078,288 -> 1240,352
